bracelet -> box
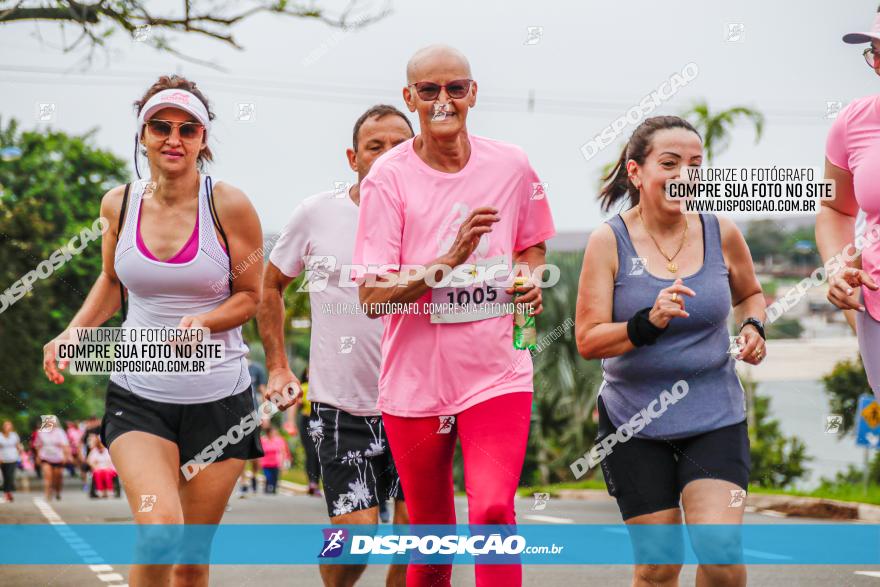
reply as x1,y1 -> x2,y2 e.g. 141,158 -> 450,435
626,307 -> 668,347
739,317 -> 765,340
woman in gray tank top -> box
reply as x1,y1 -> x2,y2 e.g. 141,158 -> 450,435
575,116 -> 766,587
41,76 -> 270,586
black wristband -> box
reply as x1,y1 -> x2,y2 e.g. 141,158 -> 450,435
740,317 -> 765,340
626,307 -> 668,347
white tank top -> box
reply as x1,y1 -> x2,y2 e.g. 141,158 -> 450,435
109,176 -> 251,404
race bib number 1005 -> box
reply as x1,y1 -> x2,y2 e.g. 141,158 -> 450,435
430,255 -> 514,324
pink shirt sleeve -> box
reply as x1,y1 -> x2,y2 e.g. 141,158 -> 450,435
268,202 -> 311,278
514,156 -> 556,252
353,173 -> 404,274
826,109 -> 850,171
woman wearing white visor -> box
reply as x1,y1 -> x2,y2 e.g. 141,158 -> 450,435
818,10 -> 880,399
42,75 -> 266,585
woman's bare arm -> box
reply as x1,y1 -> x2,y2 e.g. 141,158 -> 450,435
195,181 -> 264,332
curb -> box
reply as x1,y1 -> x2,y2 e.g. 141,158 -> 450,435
536,488 -> 880,521
745,493 -> 880,521
278,479 -> 310,495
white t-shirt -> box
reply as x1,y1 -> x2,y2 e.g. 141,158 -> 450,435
36,428 -> 69,463
0,432 -> 20,463
88,448 -> 115,471
269,190 -> 383,416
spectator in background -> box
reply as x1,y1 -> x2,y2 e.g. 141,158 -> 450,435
82,415 -> 103,498
18,449 -> 34,493
29,424 -> 41,481
65,421 -> 83,479
259,426 -> 290,494
87,439 -> 117,498
0,420 -> 23,502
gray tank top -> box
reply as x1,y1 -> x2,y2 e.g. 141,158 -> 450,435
109,176 -> 251,404
600,213 -> 745,439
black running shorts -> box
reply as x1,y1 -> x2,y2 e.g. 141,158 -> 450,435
101,380 -> 263,465
596,395 -> 750,521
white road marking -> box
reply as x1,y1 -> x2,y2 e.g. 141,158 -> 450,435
855,571 -> 880,578
742,548 -> 792,561
522,514 -> 574,524
89,565 -> 114,572
33,497 -> 127,585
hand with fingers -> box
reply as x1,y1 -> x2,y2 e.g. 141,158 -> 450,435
827,267 -> 879,312
43,332 -> 72,385
445,206 -> 500,267
265,368 -> 302,413
178,315 -> 207,330
506,277 -> 543,317
649,278 -> 696,329
736,325 -> 766,365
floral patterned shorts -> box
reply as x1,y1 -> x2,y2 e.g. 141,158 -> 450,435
309,402 -> 404,518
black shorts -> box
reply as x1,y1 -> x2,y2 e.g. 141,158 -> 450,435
101,380 -> 263,465
596,396 -> 750,521
310,403 -> 404,518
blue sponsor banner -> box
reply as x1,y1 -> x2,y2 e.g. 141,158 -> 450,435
1,524 -> 879,565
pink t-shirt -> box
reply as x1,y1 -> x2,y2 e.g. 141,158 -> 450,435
66,426 -> 82,449
35,428 -> 69,463
260,435 -> 290,468
826,95 -> 880,320
353,135 -> 556,417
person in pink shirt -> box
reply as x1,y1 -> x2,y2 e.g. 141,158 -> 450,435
353,45 -> 555,587
65,421 -> 83,478
818,10 -> 880,398
87,439 -> 117,498
258,426 -> 290,494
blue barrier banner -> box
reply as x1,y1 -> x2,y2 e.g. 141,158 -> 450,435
2,524 -> 879,565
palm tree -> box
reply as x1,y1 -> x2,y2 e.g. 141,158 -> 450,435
596,101 -> 765,202
683,102 -> 764,164
524,251 -> 604,485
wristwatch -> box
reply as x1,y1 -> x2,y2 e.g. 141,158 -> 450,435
739,317 -> 765,340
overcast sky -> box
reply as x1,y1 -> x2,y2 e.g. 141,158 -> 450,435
1,0 -> 878,233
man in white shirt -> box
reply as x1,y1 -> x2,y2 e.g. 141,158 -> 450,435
257,104 -> 413,587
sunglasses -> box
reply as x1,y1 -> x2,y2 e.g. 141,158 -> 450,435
409,79 -> 473,101
145,119 -> 205,140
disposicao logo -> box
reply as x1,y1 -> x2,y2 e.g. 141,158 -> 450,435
319,528 -> 349,558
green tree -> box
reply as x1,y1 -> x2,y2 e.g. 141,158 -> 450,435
742,375 -> 811,488
683,101 -> 764,164
597,101 -> 765,191
765,317 -> 803,340
523,251 -> 603,486
745,219 -> 782,264
822,356 -> 869,436
242,267 -> 311,377
0,118 -> 128,427
0,0 -> 388,66
817,358 -> 879,493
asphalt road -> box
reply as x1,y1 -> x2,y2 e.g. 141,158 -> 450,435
2,482 -> 879,586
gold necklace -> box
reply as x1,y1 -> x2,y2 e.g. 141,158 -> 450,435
637,205 -> 688,273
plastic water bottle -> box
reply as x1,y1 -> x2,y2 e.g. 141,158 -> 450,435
513,277 -> 537,350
